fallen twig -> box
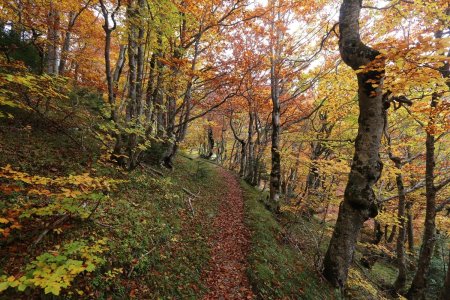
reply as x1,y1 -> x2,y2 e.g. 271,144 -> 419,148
148,166 -> 164,177
94,220 -> 116,228
182,188 -> 199,198
31,214 -> 70,248
138,162 -> 165,177
86,199 -> 101,220
187,197 -> 195,216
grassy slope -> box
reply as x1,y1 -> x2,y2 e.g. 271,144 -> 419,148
241,181 -> 335,300
0,108 -> 224,299
240,180 -> 408,300
90,157 -> 223,299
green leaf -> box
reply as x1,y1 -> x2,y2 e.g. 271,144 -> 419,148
0,281 -> 10,292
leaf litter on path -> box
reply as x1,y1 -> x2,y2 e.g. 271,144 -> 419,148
201,168 -> 255,300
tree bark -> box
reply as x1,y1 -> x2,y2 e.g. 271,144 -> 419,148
113,45 -> 127,86
229,115 -> 247,177
46,2 -> 59,75
58,12 -> 73,75
373,220 -> 383,244
204,126 -> 214,159
407,200 -> 415,252
269,83 -> 281,209
269,17 -> 281,209
246,110 -> 255,182
125,0 -> 147,169
322,0 -> 385,288
99,0 -> 121,122
394,170 -> 407,292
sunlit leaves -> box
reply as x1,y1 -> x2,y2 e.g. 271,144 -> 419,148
0,238 -> 108,296
0,165 -> 123,234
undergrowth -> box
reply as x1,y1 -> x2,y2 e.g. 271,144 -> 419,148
241,181 -> 334,299
0,106 -> 222,299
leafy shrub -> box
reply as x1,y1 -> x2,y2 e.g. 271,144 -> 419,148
0,164 -> 122,238
0,238 -> 108,295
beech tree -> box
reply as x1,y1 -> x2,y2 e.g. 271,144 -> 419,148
322,0 -> 386,287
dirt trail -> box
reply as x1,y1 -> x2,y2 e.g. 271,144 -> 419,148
201,168 -> 255,300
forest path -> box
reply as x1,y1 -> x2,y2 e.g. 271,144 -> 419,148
201,167 -> 255,299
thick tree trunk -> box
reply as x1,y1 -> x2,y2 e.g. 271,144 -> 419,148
269,91 -> 281,209
269,0 -> 282,210
46,3 -> 59,75
124,0 -> 146,169
322,0 -> 385,288
205,126 -> 214,159
58,12 -> 73,75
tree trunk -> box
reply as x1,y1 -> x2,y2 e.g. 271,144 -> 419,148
246,110 -> 255,182
388,225 -> 397,243
58,12 -> 73,75
135,1 -> 145,120
268,0 -> 282,211
229,116 -> 247,177
239,141 -> 247,177
407,201 -> 415,252
161,35 -> 200,168
125,0 -> 146,169
440,250 -> 450,300
103,30 -> 115,118
113,45 -> 127,87
394,170 -> 407,292
252,115 -> 263,186
145,51 -> 157,126
269,88 -> 281,209
46,3 -> 59,75
99,0 -> 122,164
373,220 -> 383,244
322,0 -> 385,288
407,100 -> 438,299
205,126 -> 214,159
126,2 -> 138,126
